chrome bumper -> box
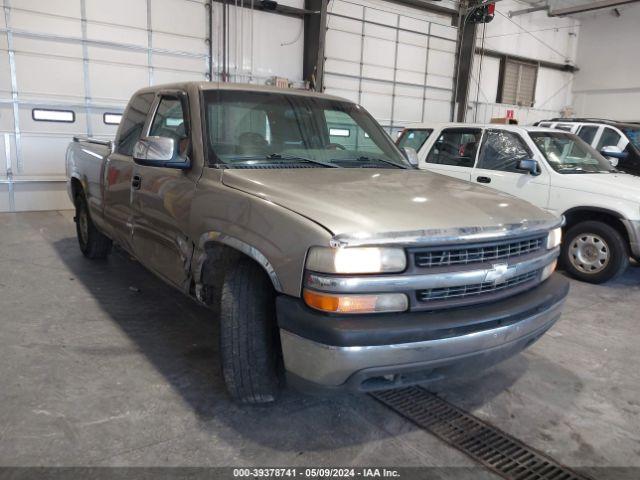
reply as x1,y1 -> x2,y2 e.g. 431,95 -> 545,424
280,297 -> 565,389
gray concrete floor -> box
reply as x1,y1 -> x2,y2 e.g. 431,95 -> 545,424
1,211 -> 639,477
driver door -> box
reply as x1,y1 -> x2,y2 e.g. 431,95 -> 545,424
421,128 -> 482,181
130,92 -> 197,288
472,129 -> 550,209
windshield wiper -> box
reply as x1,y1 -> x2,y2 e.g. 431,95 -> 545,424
334,156 -> 407,169
228,154 -> 338,168
266,153 -> 339,168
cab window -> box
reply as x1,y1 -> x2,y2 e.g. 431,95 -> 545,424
426,129 -> 482,167
148,96 -> 189,159
577,126 -> 598,145
596,127 -> 622,151
150,97 -> 187,141
477,130 -> 532,173
115,92 -> 155,156
397,129 -> 433,152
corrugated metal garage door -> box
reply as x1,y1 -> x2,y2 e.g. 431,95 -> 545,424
324,0 -> 458,137
0,0 -> 210,212
0,0 -> 305,213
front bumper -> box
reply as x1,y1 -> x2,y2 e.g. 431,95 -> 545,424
277,274 -> 569,392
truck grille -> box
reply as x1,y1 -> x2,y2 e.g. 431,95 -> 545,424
417,269 -> 541,305
413,235 -> 545,268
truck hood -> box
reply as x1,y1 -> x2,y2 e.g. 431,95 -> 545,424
222,169 -> 557,239
554,172 -> 640,203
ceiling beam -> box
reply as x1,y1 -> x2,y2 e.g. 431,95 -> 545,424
475,47 -> 579,72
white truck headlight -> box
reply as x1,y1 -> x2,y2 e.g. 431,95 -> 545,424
547,228 -> 562,249
306,247 -> 406,274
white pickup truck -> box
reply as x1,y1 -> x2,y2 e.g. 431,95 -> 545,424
398,123 -> 640,283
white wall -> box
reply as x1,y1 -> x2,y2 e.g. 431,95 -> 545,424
0,1 -> 306,212
211,2 -> 305,86
468,0 -> 580,125
324,0 -> 458,133
572,3 -> 640,121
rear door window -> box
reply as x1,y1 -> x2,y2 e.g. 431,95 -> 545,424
596,127 -> 622,150
577,125 -> 598,145
115,92 -> 155,156
426,129 -> 482,167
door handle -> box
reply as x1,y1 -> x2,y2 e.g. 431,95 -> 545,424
132,174 -> 142,190
477,176 -> 491,184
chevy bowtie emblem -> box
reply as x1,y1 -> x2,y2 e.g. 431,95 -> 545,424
484,263 -> 513,283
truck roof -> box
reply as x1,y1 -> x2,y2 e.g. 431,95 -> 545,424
399,122 -> 557,133
540,118 -> 640,129
133,81 -> 351,103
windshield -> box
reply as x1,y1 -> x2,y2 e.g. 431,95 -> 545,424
621,127 -> 640,150
203,90 -> 409,169
529,131 -> 615,174
397,129 -> 433,152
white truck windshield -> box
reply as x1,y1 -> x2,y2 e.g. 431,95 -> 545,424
528,131 -> 615,174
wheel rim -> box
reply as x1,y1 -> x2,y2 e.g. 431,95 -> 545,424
569,233 -> 610,274
79,206 -> 89,245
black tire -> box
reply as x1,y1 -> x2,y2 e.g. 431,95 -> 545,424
561,220 -> 629,284
75,191 -> 112,259
219,258 -> 282,404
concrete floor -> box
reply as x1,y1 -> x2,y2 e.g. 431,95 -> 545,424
1,211 -> 639,478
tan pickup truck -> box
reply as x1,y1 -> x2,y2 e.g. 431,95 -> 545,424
66,82 -> 568,404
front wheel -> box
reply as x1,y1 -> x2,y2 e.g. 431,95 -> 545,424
219,258 -> 282,404
561,221 -> 629,284
75,192 -> 112,259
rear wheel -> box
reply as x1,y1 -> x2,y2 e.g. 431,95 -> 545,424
75,191 -> 112,259
561,220 -> 628,284
219,258 -> 282,404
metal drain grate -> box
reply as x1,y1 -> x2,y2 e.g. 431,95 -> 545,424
371,387 -> 593,480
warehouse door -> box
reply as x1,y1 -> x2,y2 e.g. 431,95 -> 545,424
324,0 -> 458,138
0,0 -> 210,212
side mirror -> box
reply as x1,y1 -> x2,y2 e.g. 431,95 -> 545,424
517,159 -> 540,176
600,145 -> 628,160
403,147 -> 419,167
133,136 -> 191,170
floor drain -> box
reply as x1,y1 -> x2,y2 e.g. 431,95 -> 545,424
371,386 -> 593,480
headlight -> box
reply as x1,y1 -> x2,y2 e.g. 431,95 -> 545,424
306,247 -> 406,274
303,289 -> 408,314
541,259 -> 558,281
547,227 -> 562,249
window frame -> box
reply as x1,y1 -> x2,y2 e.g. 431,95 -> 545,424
595,126 -> 622,151
127,90 -> 191,164
476,128 -> 534,174
201,89 -> 409,168
143,91 -> 191,139
396,128 -> 434,153
426,127 -> 483,168
103,112 -> 122,125
497,57 -> 539,107
114,92 -> 156,156
576,125 -> 599,145
32,108 -> 75,123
